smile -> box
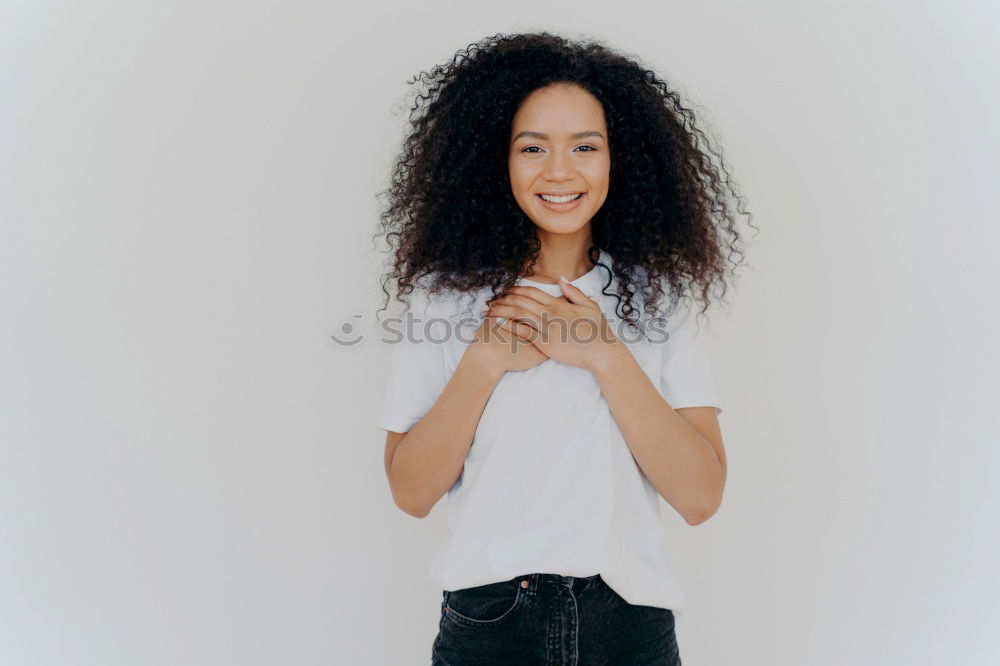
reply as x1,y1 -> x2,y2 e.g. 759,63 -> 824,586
536,192 -> 586,211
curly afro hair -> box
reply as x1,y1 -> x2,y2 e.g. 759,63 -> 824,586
373,31 -> 755,332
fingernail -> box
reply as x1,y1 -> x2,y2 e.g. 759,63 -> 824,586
559,275 -> 569,283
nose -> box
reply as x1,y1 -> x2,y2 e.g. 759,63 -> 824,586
542,149 -> 574,181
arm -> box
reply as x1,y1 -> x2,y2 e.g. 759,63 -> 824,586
588,342 -> 727,525
482,281 -> 727,525
384,349 -> 503,518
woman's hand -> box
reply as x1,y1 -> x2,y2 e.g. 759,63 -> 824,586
465,315 -> 549,376
483,279 -> 621,371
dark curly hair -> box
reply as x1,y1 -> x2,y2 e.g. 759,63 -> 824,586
373,31 -> 755,332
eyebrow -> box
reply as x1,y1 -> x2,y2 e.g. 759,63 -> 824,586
511,130 -> 605,142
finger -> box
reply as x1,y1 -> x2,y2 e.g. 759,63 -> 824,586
485,305 -> 541,332
487,293 -> 547,318
499,318 -> 547,354
558,276 -> 599,307
496,285 -> 560,305
487,318 -> 515,343
500,316 -> 543,344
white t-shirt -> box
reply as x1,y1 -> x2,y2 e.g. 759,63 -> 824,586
376,248 -> 722,614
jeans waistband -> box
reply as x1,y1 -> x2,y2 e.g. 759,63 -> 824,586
523,572 -> 602,597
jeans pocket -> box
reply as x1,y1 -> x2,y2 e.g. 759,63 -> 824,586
443,579 -> 526,627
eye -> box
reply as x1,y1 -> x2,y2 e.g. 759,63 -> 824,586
520,145 -> 598,153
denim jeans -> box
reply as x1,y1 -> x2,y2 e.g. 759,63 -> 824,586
430,572 -> 681,665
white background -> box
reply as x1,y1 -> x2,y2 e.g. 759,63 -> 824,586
2,1 -> 998,664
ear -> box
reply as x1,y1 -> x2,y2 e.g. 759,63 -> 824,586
558,276 -> 593,305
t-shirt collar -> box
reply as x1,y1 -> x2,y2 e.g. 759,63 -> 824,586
514,248 -> 610,297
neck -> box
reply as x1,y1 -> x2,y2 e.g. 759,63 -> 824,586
522,233 -> 597,285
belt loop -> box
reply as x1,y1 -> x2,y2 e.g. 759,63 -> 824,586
525,573 -> 538,596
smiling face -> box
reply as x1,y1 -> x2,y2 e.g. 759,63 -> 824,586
508,83 -> 611,237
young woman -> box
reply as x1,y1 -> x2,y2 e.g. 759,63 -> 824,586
374,32 -> 752,666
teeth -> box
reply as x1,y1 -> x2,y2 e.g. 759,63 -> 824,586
539,193 -> 582,203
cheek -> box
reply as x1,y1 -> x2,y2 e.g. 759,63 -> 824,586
587,159 -> 611,185
508,163 -> 534,196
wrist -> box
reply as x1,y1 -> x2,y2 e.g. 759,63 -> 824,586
586,337 -> 630,379
460,346 -> 506,383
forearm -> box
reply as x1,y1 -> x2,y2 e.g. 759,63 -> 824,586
388,349 -> 503,516
589,341 -> 723,524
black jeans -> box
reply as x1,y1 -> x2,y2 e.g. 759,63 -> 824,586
430,573 -> 681,665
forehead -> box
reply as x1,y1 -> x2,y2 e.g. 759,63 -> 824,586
510,84 -> 607,134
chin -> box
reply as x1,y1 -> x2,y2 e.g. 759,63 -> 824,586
532,218 -> 591,234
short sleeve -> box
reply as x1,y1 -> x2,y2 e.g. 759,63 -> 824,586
657,300 -> 723,416
375,291 -> 451,433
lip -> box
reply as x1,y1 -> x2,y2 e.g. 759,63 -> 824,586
536,192 -> 586,212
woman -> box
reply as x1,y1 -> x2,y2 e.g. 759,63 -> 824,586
374,32 -> 752,665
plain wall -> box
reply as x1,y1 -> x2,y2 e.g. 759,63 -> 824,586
1,1 -> 997,664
